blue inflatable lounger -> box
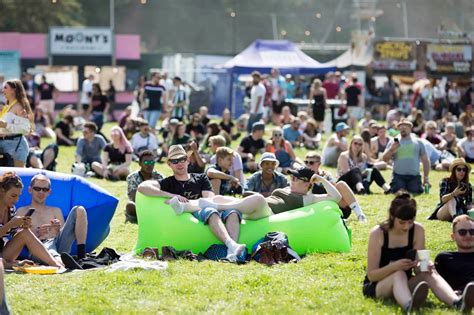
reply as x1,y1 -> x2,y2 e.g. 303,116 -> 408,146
2,168 -> 119,255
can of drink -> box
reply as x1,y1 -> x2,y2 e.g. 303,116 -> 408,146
424,183 -> 430,194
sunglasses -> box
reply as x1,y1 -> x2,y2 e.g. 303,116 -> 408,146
273,133 -> 282,137
143,160 -> 155,166
456,168 -> 467,173
292,176 -> 310,182
457,229 -> 474,236
304,160 -> 320,165
32,186 -> 50,192
353,142 -> 363,146
169,157 -> 187,165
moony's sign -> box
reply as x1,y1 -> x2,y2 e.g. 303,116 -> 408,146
49,27 -> 112,56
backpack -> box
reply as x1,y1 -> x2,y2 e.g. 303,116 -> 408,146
251,232 -> 301,266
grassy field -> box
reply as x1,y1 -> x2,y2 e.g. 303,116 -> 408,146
5,123 -> 460,314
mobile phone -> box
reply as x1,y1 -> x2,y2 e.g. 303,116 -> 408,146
394,138 -> 399,143
25,208 -> 35,217
459,182 -> 468,190
405,249 -> 417,261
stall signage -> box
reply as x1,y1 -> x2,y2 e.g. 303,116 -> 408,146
50,27 -> 112,56
372,41 -> 416,71
426,44 -> 472,73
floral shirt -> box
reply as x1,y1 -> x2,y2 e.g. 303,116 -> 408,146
0,206 -> 18,250
127,170 -> 164,200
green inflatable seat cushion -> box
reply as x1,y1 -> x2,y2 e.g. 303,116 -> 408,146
135,194 -> 351,255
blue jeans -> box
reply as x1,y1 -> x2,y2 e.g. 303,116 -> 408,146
35,206 -> 85,258
390,173 -> 423,195
0,136 -> 28,163
91,112 -> 104,131
144,110 -> 161,130
192,207 -> 242,225
247,113 -> 263,134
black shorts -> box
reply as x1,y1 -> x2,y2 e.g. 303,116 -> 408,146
363,277 -> 377,298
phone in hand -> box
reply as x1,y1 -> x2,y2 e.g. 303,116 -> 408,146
394,138 -> 399,143
25,208 -> 35,217
459,182 -> 468,190
405,249 -> 417,261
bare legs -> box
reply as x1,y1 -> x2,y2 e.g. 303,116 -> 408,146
75,206 -> 88,245
2,229 -> 62,268
436,199 -> 456,221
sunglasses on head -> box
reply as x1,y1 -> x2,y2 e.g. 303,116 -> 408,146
457,229 -> 474,236
32,186 -> 50,192
143,160 -> 155,166
169,157 -> 187,165
456,167 -> 467,173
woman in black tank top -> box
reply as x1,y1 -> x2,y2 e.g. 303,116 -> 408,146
363,192 -> 462,312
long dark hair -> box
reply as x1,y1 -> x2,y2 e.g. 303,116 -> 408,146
447,165 -> 470,187
0,172 -> 23,193
380,190 -> 417,231
4,79 -> 32,117
92,83 -> 103,95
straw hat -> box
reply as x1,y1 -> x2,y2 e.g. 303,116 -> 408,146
397,119 -> 413,128
449,158 -> 471,173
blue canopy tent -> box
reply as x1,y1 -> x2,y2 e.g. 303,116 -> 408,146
219,39 -> 336,117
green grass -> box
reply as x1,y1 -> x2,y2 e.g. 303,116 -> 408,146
6,123 -> 459,314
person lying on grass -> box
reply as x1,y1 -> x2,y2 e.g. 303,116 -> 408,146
167,167 -> 341,220
0,172 -> 62,269
363,191 -> 470,312
17,174 -> 88,261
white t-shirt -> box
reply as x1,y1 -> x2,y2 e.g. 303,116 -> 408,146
81,79 -> 93,104
131,132 -> 159,153
459,137 -> 474,159
250,83 -> 266,115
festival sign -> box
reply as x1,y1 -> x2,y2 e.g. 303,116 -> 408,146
426,44 -> 472,73
50,27 -> 113,56
372,41 -> 416,71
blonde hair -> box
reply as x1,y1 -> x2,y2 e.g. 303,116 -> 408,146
216,146 -> 234,161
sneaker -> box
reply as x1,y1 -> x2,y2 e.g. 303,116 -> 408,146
85,171 -> 96,178
458,282 -> 474,313
405,281 -> 429,313
357,214 -> 367,223
141,247 -> 158,260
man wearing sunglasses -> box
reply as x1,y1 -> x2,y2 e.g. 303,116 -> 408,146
138,145 -> 246,261
17,174 -> 88,261
125,150 -> 164,223
435,215 -> 474,312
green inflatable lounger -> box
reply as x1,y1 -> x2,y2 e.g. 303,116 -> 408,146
135,194 -> 352,255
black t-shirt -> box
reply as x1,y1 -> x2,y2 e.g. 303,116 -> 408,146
345,85 -> 361,107
201,116 -> 210,127
239,135 -> 265,162
220,121 -> 234,134
172,134 -> 191,145
104,143 -> 131,164
55,120 -> 72,145
186,123 -> 206,136
159,173 -> 212,200
144,83 -> 166,110
435,251 -> 474,291
91,94 -> 109,112
38,83 -> 55,100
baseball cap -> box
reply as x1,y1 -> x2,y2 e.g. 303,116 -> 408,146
335,122 -> 350,133
287,167 -> 315,182
258,152 -> 279,168
169,118 -> 180,125
167,145 -> 187,160
252,122 -> 265,132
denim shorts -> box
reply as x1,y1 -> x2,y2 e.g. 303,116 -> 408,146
192,207 -> 242,225
0,136 -> 29,162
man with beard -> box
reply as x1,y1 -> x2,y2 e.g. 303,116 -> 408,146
244,152 -> 288,197
435,215 -> 474,312
382,119 -> 430,194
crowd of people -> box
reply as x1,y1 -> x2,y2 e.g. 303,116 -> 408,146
0,69 -> 473,312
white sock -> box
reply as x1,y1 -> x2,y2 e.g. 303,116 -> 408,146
382,183 -> 391,192
350,202 -> 364,217
356,182 -> 364,192
225,238 -> 246,260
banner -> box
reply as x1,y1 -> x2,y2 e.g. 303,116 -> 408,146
426,44 -> 472,73
372,41 -> 416,71
50,27 -> 112,56
0,51 -> 21,80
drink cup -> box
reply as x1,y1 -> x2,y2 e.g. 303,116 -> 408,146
468,209 -> 474,219
417,250 -> 431,272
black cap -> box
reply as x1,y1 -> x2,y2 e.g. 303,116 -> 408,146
287,167 -> 314,182
252,122 -> 265,132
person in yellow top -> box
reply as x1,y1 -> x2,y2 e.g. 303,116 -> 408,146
0,79 -> 34,167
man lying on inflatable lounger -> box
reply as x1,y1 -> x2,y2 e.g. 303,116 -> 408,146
17,174 -> 88,262
137,144 -> 246,261
166,167 -> 342,220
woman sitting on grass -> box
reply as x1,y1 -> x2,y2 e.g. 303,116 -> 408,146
428,158 -> 472,221
265,127 -> 303,174
0,172 -> 62,268
168,167 -> 341,220
364,191 -> 465,312
92,126 -> 132,181
337,135 -> 390,195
